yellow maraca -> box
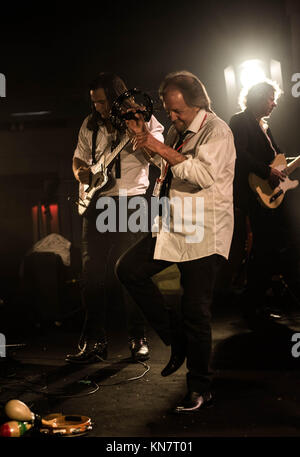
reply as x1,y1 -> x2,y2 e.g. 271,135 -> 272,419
4,399 -> 61,428
5,399 -> 36,422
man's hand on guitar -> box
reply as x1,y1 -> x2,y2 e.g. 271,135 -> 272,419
125,111 -> 158,153
76,166 -> 91,185
125,110 -> 145,133
268,167 -> 286,189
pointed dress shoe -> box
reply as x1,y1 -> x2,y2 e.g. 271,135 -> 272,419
161,349 -> 185,377
65,340 -> 108,364
173,391 -> 213,414
129,337 -> 150,362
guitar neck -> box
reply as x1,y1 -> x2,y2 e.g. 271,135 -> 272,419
93,135 -> 130,174
109,135 -> 130,165
286,155 -> 300,176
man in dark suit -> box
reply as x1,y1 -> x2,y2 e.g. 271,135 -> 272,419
229,81 -> 297,322
230,82 -> 285,214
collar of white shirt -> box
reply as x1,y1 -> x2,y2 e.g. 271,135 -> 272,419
184,108 -> 208,135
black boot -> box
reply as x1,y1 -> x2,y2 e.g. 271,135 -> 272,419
161,309 -> 186,376
65,339 -> 108,364
161,343 -> 185,376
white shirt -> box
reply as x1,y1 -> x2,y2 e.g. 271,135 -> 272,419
73,115 -> 164,200
259,119 -> 277,157
152,109 -> 236,262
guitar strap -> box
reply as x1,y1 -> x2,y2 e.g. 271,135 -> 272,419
92,126 -> 121,177
91,126 -> 99,165
110,132 -> 121,179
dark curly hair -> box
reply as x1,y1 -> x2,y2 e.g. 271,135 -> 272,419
239,80 -> 283,111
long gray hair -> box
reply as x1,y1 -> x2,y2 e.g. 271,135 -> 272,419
159,70 -> 212,111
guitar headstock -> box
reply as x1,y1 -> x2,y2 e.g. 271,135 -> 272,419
110,88 -> 153,130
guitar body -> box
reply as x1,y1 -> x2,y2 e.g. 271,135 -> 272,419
249,154 -> 299,209
78,164 -> 108,216
78,136 -> 130,216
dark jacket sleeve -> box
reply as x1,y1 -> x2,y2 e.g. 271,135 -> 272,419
229,114 -> 270,180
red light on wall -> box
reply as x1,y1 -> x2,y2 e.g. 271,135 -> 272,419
32,203 -> 59,242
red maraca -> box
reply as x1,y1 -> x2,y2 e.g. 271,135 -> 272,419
0,421 -> 32,437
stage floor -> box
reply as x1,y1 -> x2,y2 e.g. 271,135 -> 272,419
1,294 -> 300,444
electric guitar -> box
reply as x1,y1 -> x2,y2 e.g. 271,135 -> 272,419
78,134 -> 130,216
248,153 -> 300,209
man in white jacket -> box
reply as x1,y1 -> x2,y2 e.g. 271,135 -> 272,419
116,71 -> 236,413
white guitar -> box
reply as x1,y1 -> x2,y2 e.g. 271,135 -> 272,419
78,134 -> 130,216
249,153 -> 300,209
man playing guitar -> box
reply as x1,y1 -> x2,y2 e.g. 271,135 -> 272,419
66,72 -> 164,364
229,81 -> 300,323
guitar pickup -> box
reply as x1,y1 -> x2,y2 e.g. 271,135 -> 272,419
270,189 -> 283,203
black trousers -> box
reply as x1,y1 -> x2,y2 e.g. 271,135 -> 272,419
244,200 -> 298,310
116,233 -> 224,393
81,196 -> 147,341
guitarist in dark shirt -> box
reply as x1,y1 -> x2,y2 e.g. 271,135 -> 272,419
229,81 -> 299,323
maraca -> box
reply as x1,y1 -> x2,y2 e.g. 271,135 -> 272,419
4,399 -> 92,436
5,400 -> 35,422
0,421 -> 33,437
4,399 -> 51,427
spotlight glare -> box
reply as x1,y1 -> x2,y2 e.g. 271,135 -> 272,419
239,59 -> 266,89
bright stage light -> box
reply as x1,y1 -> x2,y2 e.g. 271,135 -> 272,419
224,58 -> 283,114
238,59 -> 267,89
